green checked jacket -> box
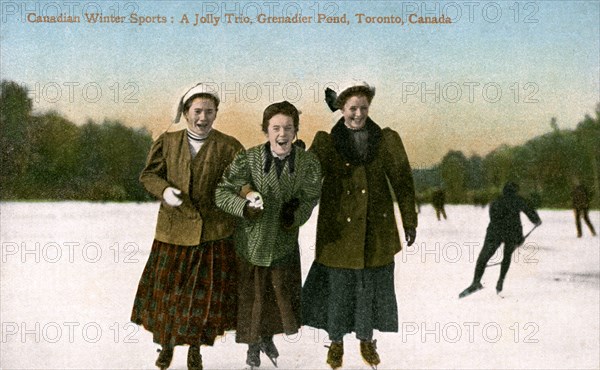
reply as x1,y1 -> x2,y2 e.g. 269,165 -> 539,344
215,143 -> 322,267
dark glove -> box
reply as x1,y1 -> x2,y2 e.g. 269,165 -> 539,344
294,139 -> 306,150
244,202 -> 264,221
324,87 -> 338,112
280,198 -> 300,230
405,228 -> 416,246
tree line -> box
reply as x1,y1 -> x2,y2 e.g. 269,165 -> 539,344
1,80 -> 153,201
2,79 -> 599,208
414,110 -> 600,209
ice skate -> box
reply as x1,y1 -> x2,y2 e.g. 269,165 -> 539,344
187,345 -> 202,370
496,280 -> 504,295
260,337 -> 279,367
155,346 -> 173,370
325,341 -> 343,369
459,282 -> 483,298
246,343 -> 261,369
360,339 -> 380,369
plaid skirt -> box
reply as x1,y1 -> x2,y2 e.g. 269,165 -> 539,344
131,238 -> 237,347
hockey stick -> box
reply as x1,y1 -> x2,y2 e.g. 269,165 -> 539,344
486,224 -> 539,267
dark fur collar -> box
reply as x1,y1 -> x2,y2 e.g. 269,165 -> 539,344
331,117 -> 382,165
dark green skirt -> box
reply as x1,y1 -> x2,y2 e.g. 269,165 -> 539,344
301,261 -> 398,341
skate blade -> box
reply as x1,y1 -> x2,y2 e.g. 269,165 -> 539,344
267,356 -> 277,367
459,285 -> 483,299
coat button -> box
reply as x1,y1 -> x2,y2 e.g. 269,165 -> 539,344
346,190 -> 351,195
361,189 -> 366,194
347,217 -> 351,222
345,163 -> 350,167
383,213 -> 387,218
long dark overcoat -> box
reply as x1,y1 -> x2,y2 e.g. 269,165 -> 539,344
309,118 -> 418,269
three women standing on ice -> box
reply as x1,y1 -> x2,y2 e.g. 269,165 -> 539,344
132,81 -> 418,370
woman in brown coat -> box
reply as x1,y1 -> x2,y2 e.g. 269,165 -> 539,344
131,83 -> 243,370
302,81 -> 418,369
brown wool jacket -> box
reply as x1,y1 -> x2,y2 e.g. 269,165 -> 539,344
310,118 -> 418,269
140,129 -> 243,246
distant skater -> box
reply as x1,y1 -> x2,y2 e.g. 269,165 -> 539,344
432,188 -> 447,220
459,182 -> 541,298
572,183 -> 596,237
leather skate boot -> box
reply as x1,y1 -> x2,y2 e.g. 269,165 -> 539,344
325,341 -> 343,369
260,336 -> 279,367
246,343 -> 261,369
155,346 -> 174,370
187,345 -> 202,370
360,339 -> 380,369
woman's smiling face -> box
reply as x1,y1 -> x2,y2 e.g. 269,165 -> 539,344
184,97 -> 217,136
340,95 -> 370,129
266,113 -> 296,157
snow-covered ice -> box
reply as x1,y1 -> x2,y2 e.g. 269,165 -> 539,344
1,202 -> 598,369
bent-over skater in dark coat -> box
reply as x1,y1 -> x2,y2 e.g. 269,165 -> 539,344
460,182 -> 541,297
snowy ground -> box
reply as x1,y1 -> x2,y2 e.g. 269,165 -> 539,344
1,202 -> 598,369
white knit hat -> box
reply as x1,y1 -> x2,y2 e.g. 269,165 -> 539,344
337,79 -> 376,99
173,83 -> 220,123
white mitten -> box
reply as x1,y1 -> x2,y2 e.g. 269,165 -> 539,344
163,187 -> 183,207
245,191 -> 264,209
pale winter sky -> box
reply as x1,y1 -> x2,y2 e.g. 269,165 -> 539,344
2,0 -> 598,167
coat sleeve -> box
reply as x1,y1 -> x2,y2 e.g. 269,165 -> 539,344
290,151 -> 322,228
519,196 -> 541,224
382,128 -> 418,230
139,134 -> 170,199
308,131 -> 331,175
215,149 -> 252,218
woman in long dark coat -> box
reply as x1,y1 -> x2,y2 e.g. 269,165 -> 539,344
131,83 -> 242,370
302,81 -> 418,369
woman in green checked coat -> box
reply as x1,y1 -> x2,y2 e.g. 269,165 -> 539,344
215,101 -> 321,369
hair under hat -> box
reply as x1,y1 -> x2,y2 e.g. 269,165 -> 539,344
324,80 -> 376,112
173,83 -> 220,123
261,101 -> 300,133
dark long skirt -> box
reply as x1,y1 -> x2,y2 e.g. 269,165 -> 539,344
302,261 -> 398,341
236,249 -> 302,344
131,238 -> 237,347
